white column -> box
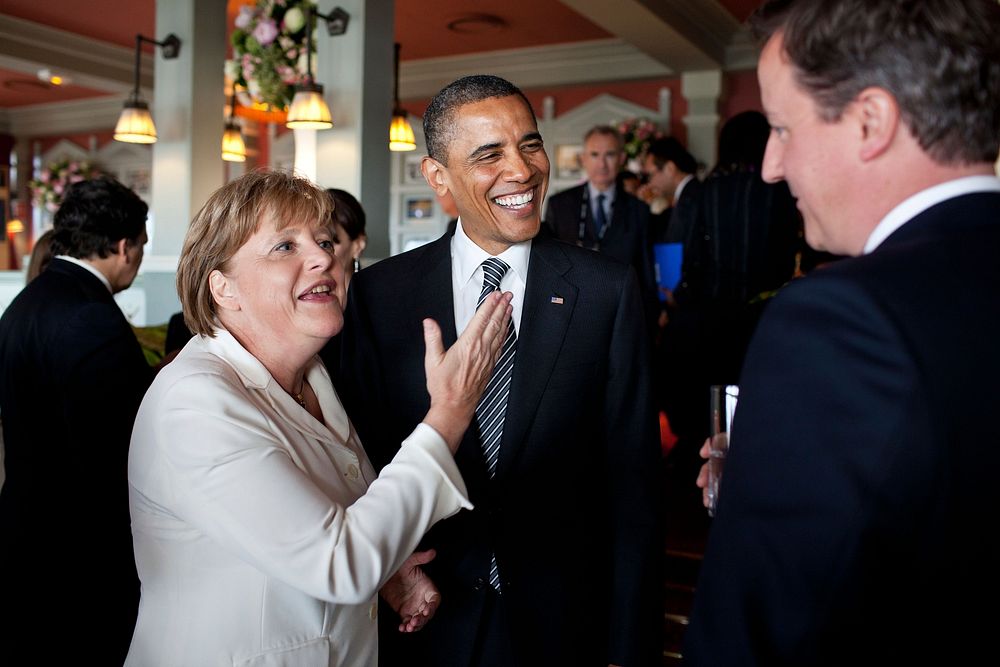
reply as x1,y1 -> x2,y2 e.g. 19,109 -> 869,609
313,0 -> 394,260
681,70 -> 722,172
293,129 -> 319,183
145,0 -> 227,323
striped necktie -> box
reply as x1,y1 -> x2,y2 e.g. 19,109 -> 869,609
474,256 -> 516,591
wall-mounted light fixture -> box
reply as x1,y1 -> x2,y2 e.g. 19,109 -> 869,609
389,43 -> 416,152
286,6 -> 350,130
221,91 -> 247,162
114,33 -> 182,144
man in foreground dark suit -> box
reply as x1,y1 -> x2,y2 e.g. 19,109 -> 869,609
0,176 -> 153,663
337,76 -> 661,666
685,1 -> 1000,665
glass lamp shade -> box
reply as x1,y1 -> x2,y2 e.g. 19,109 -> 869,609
286,83 -> 333,129
221,121 -> 247,162
114,99 -> 157,144
389,112 -> 416,151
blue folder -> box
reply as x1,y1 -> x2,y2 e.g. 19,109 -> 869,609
653,242 -> 683,301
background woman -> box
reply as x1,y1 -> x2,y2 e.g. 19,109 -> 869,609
126,170 -> 510,666
327,188 -> 367,287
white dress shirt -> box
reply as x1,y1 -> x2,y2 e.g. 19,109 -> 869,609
864,175 -> 1000,253
126,329 -> 471,666
587,181 -> 615,222
451,218 -> 530,336
673,173 -> 695,205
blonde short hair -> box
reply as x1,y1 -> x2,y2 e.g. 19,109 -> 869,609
176,169 -> 333,336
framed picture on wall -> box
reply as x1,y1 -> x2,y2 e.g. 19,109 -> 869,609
403,154 -> 425,184
556,144 -> 584,181
404,196 -> 435,221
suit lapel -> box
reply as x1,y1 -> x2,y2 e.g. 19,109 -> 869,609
496,238 -> 577,478
414,234 -> 459,349
416,234 -> 490,481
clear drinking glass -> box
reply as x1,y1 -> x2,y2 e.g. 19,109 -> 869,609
707,384 -> 739,517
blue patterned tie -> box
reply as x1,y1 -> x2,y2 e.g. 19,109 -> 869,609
594,193 -> 609,238
475,257 -> 516,591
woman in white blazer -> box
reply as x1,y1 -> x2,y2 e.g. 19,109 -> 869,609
126,170 -> 511,666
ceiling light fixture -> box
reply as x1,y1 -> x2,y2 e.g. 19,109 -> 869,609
221,91 -> 247,163
446,14 -> 508,34
114,33 -> 182,144
389,43 -> 416,152
286,6 -> 350,130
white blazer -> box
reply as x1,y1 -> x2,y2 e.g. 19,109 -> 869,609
126,330 -> 471,666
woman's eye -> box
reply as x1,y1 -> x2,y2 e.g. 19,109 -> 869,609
274,241 -> 293,252
318,239 -> 334,250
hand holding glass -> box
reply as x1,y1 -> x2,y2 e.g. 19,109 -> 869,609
706,384 -> 738,517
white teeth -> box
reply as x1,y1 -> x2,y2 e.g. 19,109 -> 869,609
308,285 -> 331,294
493,191 -> 533,208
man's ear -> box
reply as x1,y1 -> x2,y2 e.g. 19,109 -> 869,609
855,87 -> 899,162
113,238 -> 129,258
208,269 -> 240,312
421,157 -> 450,196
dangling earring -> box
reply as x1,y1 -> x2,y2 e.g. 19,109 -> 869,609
353,257 -> 361,274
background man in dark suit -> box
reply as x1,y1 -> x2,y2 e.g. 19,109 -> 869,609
338,76 -> 661,666
685,1 -> 1000,664
544,125 -> 658,332
640,137 -> 705,469
0,176 -> 152,663
641,137 -> 701,251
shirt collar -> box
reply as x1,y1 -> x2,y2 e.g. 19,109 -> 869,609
588,180 -> 616,206
54,254 -> 112,293
674,174 -> 694,203
451,217 -> 531,288
863,175 -> 1000,253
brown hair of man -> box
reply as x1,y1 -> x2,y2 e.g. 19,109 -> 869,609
751,0 -> 1000,165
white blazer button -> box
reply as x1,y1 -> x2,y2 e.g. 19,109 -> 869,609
347,464 -> 359,480
369,601 -> 378,621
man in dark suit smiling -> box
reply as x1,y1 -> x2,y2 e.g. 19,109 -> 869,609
0,176 -> 152,663
338,75 -> 661,666
686,1 -> 1000,664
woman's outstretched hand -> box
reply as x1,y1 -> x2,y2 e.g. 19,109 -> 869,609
422,291 -> 513,452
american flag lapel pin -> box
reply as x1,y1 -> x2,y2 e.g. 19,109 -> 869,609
550,295 -> 564,305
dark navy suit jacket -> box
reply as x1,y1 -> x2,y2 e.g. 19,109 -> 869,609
684,191 -> 1000,665
336,232 -> 662,666
0,259 -> 152,663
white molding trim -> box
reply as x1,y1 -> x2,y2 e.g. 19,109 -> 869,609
399,39 -> 673,100
2,30 -> 758,137
5,95 -> 124,136
0,14 -> 152,93
724,26 -> 759,71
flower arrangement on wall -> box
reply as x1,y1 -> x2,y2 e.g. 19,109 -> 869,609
617,117 -> 665,162
29,159 -> 101,213
227,0 -> 315,111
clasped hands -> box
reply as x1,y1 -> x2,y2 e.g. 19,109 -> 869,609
380,549 -> 441,633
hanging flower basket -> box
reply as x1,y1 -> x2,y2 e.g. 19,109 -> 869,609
227,0 -> 316,111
